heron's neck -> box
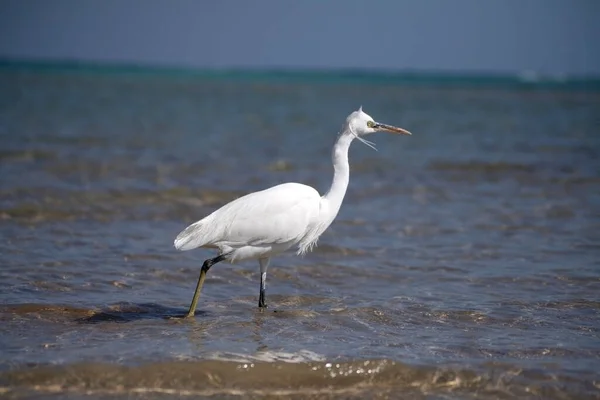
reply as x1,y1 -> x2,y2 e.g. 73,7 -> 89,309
322,130 -> 354,218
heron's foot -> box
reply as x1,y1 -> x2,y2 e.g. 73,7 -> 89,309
167,313 -> 194,321
258,303 -> 268,310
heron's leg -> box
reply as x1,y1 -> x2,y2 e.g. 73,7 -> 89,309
258,257 -> 270,308
185,254 -> 227,318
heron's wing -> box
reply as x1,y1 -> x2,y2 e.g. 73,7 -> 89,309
175,183 -> 322,251
213,183 -> 321,247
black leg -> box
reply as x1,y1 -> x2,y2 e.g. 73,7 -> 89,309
258,274 -> 267,308
185,254 -> 227,318
258,258 -> 269,309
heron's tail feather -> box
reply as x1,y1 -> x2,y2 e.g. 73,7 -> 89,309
174,221 -> 208,251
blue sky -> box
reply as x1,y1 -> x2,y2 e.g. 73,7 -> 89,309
1,0 -> 598,75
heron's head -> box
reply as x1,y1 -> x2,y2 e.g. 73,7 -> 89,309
345,107 -> 411,149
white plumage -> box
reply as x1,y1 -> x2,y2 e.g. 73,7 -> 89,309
174,107 -> 411,317
175,183 -> 324,259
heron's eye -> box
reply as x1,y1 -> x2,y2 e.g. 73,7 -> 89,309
367,120 -> 375,128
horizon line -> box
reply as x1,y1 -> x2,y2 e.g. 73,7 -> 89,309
1,57 -> 599,89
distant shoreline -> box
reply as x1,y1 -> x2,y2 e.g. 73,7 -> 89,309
1,58 -> 598,91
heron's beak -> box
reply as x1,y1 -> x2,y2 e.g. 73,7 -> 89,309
374,122 -> 412,136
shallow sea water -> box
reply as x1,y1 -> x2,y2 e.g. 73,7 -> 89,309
0,68 -> 599,399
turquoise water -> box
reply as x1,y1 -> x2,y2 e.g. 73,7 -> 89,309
0,62 -> 599,399
2,58 -> 600,89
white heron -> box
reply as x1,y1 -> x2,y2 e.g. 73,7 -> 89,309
174,107 -> 411,317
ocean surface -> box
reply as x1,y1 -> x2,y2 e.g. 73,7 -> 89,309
1,63 -> 599,399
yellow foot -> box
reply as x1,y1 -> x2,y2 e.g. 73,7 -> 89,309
167,313 -> 194,320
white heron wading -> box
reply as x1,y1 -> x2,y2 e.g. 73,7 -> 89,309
174,107 -> 411,317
